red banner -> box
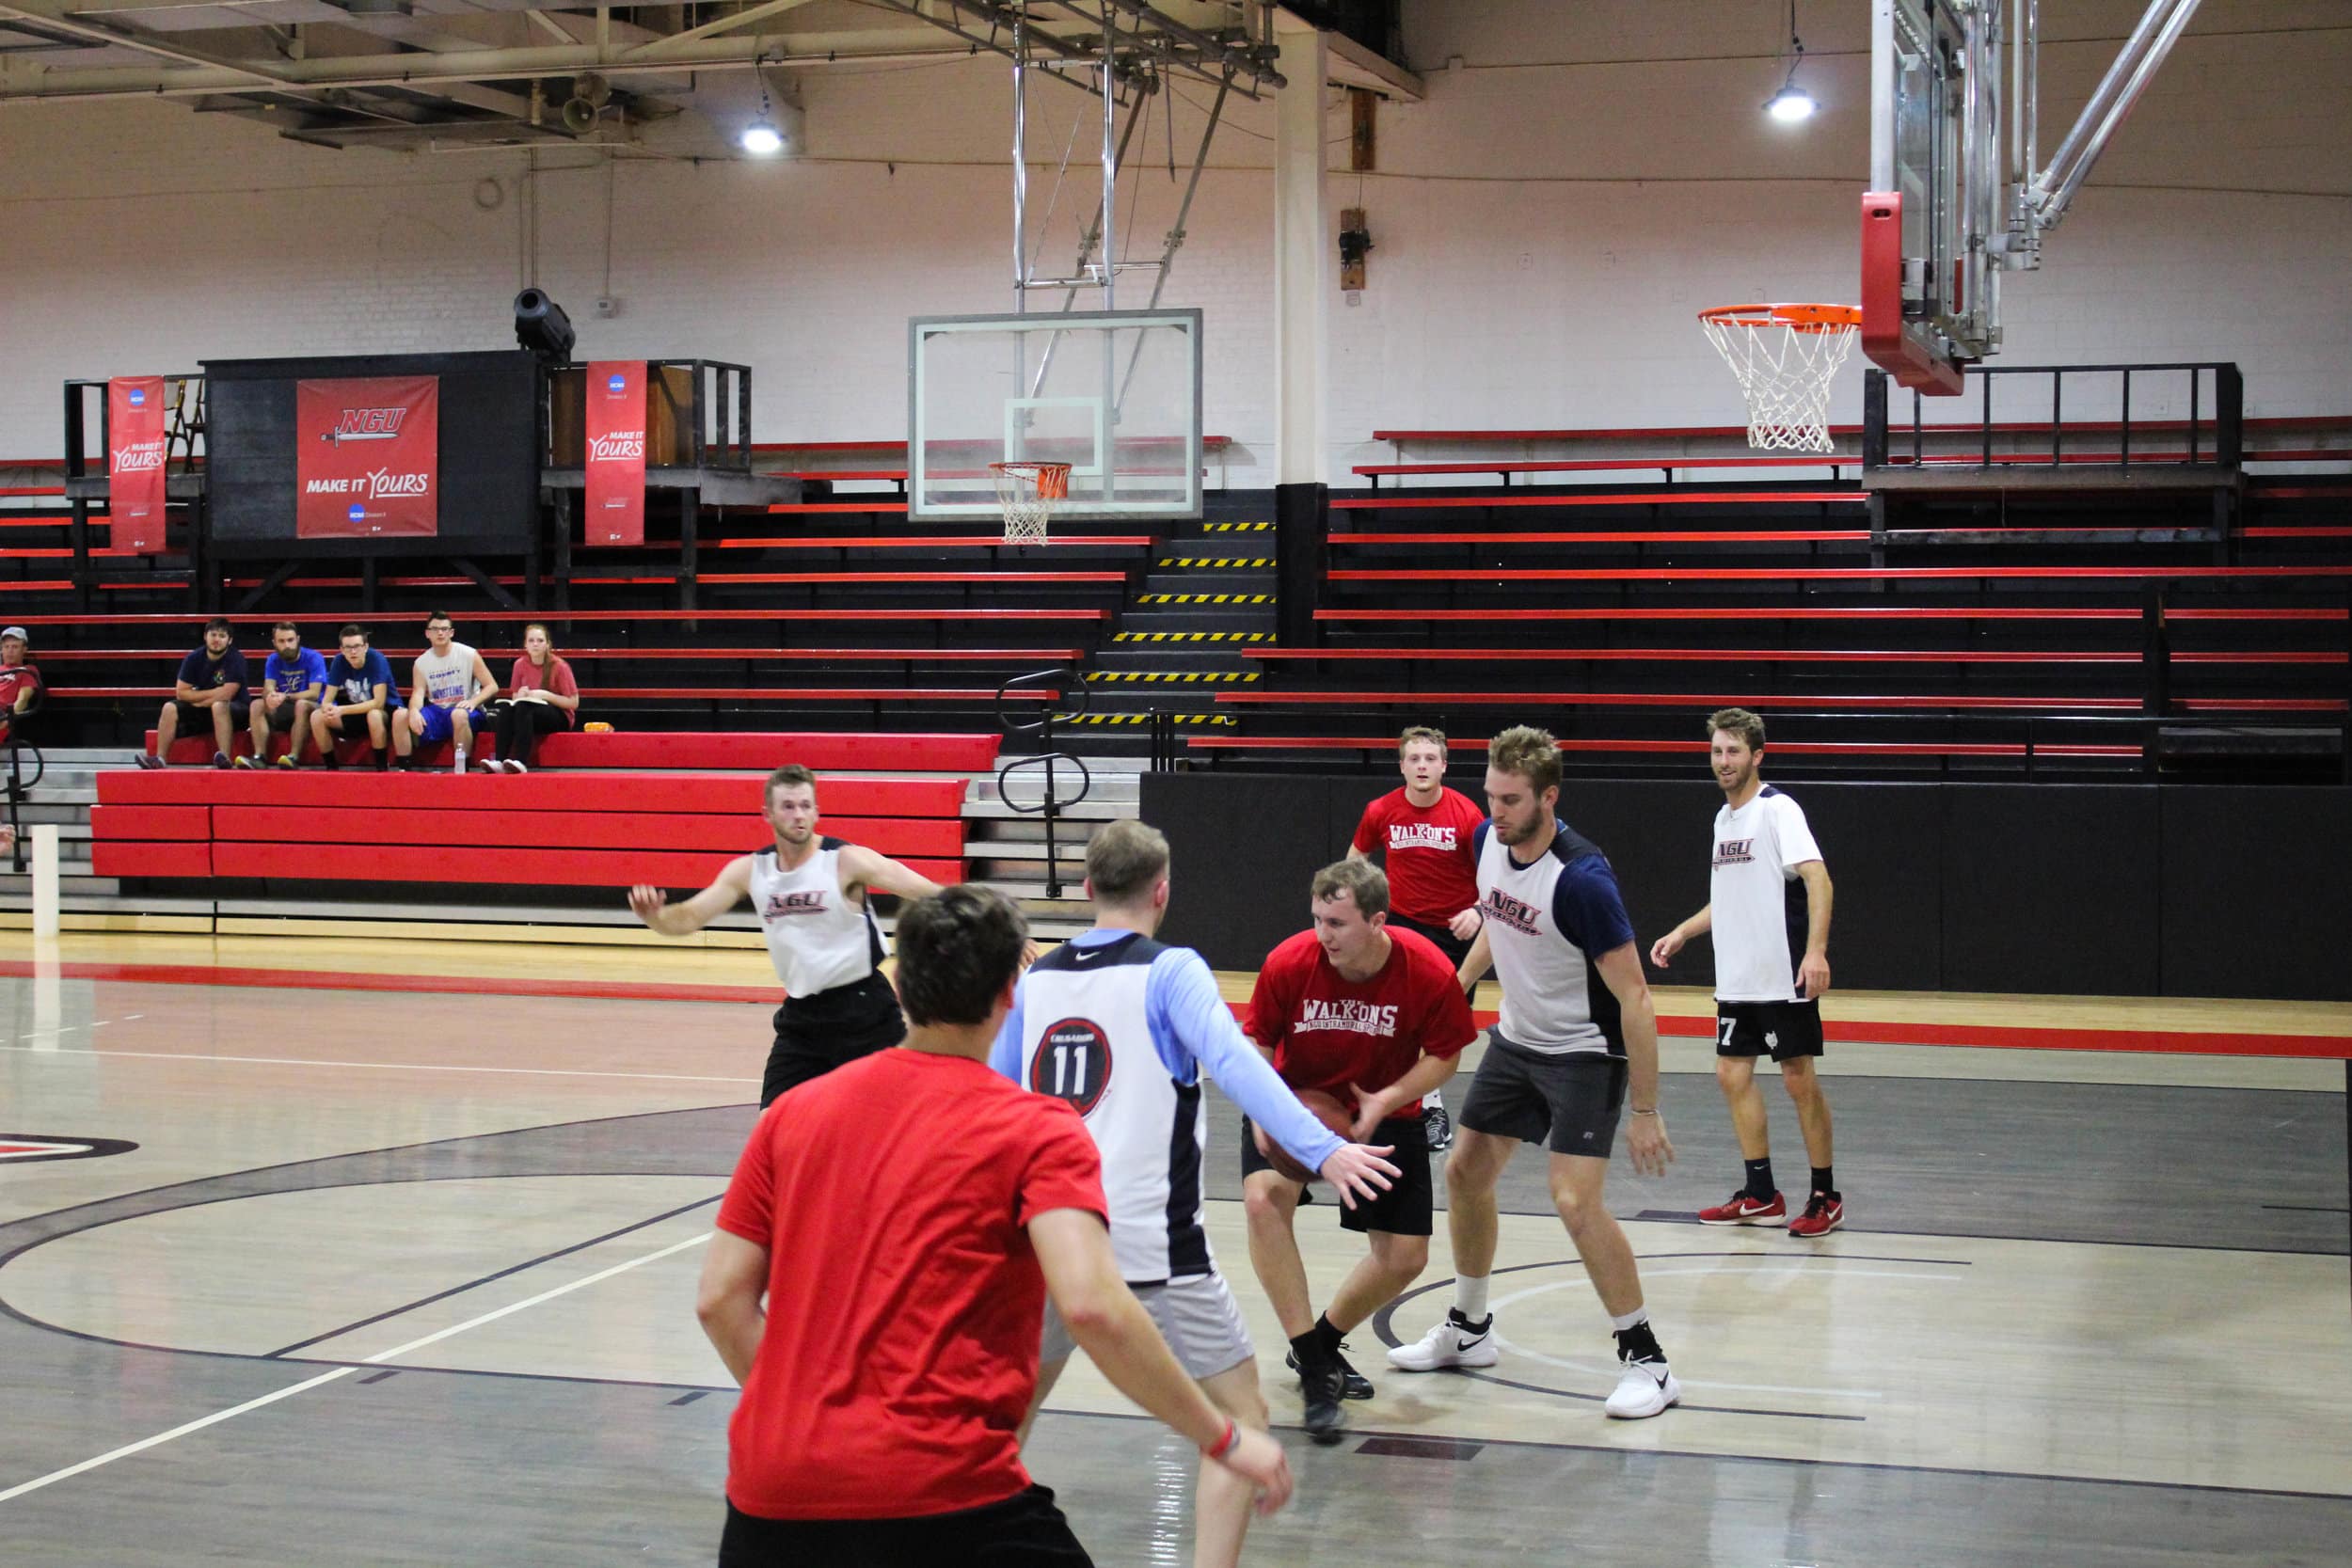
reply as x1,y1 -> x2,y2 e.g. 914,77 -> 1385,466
106,376 -> 168,554
584,360 -> 647,546
295,375 -> 440,538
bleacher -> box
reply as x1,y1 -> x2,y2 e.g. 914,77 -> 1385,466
1191,405 -> 2352,779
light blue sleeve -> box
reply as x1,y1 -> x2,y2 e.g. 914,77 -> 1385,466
988,974 -> 1027,1084
1149,949 -> 1345,1174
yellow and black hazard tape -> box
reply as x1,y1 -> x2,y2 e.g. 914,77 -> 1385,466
1136,593 -> 1275,604
1198,521 -> 1275,532
1083,671 -> 1260,684
1067,711 -> 1236,726
1111,630 -> 1274,643
1156,557 -> 1277,569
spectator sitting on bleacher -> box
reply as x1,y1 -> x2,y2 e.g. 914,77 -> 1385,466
483,622 -> 578,775
311,624 -> 408,772
138,617 -> 247,769
404,611 -> 499,774
237,621 -> 326,771
0,626 -> 43,749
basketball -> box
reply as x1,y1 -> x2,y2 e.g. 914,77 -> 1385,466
1256,1088 -> 1355,1183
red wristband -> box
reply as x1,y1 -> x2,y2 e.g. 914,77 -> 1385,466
1202,1418 -> 1238,1461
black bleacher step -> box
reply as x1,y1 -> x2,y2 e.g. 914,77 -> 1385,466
1119,610 -> 1277,635
1090,649 -> 1261,674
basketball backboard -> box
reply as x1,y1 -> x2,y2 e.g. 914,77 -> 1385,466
908,309 -> 1203,521
1863,0 -> 2003,395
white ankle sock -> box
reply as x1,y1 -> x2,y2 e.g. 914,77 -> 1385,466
1454,1275 -> 1489,1322
1610,1307 -> 1649,1333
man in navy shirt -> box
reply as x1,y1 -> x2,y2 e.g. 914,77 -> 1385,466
309,624 -> 407,771
142,618 -> 248,768
238,621 -> 327,769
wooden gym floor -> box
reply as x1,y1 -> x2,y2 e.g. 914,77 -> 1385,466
1,932 -> 2346,1565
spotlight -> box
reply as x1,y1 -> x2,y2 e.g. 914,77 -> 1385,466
740,119 -> 784,156
1764,1 -> 1816,124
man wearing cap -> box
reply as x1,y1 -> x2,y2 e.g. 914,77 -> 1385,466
0,626 -> 41,750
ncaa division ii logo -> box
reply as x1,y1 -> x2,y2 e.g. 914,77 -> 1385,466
1029,1018 -> 1113,1116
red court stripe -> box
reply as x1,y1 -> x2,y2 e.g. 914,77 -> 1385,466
1330,491 -> 1864,512
8,958 -> 2340,1058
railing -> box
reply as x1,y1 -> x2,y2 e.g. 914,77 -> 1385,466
1863,362 -> 2243,470
62,375 -> 208,483
994,665 -> 1093,899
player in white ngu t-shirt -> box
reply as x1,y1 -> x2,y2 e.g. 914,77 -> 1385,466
1651,708 -> 1842,1238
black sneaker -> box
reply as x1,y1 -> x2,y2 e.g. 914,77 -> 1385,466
1297,1355 -> 1347,1445
1423,1101 -> 1454,1151
1284,1345 -> 1374,1402
135,753 -> 166,770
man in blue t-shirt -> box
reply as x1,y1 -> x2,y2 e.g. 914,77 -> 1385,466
237,621 -> 328,769
309,624 -> 408,771
142,617 -> 249,768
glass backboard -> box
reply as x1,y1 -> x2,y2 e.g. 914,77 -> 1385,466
908,309 -> 1203,521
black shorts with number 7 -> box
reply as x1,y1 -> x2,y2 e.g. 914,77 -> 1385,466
1713,999 -> 1824,1062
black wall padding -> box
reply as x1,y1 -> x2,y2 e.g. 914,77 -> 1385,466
1140,772 -> 2352,1002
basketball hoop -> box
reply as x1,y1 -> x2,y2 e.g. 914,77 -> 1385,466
990,460 -> 1070,546
1698,303 -> 1863,453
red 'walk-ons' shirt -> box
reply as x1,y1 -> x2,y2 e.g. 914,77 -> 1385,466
715,1047 -> 1106,1521
1246,926 -> 1479,1116
1350,786 -> 1485,925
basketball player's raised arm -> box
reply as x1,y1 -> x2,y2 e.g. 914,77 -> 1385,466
694,1228 -> 769,1386
836,844 -> 943,903
1648,901 -> 1712,969
1594,942 -> 1675,1178
628,854 -> 754,937
1027,1207 -> 1293,1513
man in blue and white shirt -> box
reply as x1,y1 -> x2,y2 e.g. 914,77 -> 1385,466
1387,725 -> 1683,1420
237,621 -> 326,769
992,819 -> 1397,1567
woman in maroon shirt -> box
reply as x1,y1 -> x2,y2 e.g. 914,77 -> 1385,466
485,622 -> 578,773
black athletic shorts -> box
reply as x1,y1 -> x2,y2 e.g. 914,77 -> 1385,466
718,1486 -> 1093,1567
321,710 -> 392,739
173,697 -> 248,728
1239,1111 -> 1433,1237
1714,999 -> 1825,1062
763,970 -> 907,1106
1385,910 -> 1472,970
1458,1031 -> 1628,1158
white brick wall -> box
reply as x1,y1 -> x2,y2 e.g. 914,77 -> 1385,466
2,1 -> 2344,483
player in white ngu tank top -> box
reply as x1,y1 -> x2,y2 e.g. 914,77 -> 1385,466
1650,707 -> 1843,1238
990,820 -> 1399,1568
628,763 -> 944,1106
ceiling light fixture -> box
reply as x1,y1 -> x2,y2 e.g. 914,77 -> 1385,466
741,56 -> 785,155
1765,1 -> 1818,122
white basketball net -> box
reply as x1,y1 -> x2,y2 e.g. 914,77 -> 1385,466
991,461 -> 1068,546
1699,305 -> 1862,453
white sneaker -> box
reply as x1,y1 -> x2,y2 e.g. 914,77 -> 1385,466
1604,1357 -> 1680,1419
503,759 -> 528,774
1386,1310 -> 1499,1371
476,757 -> 502,773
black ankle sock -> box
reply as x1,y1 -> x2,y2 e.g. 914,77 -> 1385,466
1743,1157 -> 1776,1199
1289,1328 -> 1327,1370
1448,1307 -> 1491,1331
1811,1165 -> 1835,1195
1312,1314 -> 1345,1355
1614,1322 -> 1664,1364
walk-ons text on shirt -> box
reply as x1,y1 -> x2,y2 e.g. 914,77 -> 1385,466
1388,823 -> 1460,852
762,890 -> 829,920
1713,837 -> 1756,867
1481,888 -> 1542,936
1293,998 -> 1402,1037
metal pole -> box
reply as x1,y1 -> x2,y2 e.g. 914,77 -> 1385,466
1113,70 -> 1231,411
2037,0 -> 2204,222
1099,2 -> 1118,309
1013,8 -> 1029,309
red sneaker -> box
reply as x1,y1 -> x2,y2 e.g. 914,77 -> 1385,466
1788,1193 -> 1844,1238
1697,1191 -> 1787,1227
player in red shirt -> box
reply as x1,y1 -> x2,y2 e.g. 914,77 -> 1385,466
0,626 -> 43,749
1241,859 -> 1478,1442
696,884 -> 1293,1565
1348,725 -> 1486,1149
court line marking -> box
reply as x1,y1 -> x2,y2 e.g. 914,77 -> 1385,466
0,1040 -> 756,1086
0,1227 -> 712,1508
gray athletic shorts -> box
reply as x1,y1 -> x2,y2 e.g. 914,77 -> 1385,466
1040,1271 -> 1255,1382
1458,1028 -> 1629,1158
